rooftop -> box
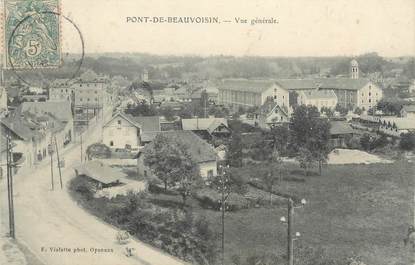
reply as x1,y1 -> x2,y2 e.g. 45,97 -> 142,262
140,131 -> 217,163
74,160 -> 126,184
276,78 -> 372,91
300,89 -> 337,100
330,121 -> 354,135
219,79 -> 276,93
402,105 -> 415,113
20,101 -> 73,122
104,112 -> 161,132
182,118 -> 228,134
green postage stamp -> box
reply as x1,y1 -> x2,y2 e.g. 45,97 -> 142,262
3,0 -> 61,69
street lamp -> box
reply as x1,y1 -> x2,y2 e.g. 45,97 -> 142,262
280,197 -> 307,265
217,165 -> 231,265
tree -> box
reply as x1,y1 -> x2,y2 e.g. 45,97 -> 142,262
360,134 -> 372,151
270,125 -> 289,154
308,118 -> 331,175
86,143 -> 111,160
227,132 -> 243,167
125,102 -> 157,116
297,147 -> 314,176
143,134 -> 200,194
290,105 -> 330,175
160,106 -> 175,121
400,132 -> 415,151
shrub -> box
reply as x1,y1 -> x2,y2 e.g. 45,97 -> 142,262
194,188 -> 250,211
69,176 -> 94,200
399,132 -> 415,151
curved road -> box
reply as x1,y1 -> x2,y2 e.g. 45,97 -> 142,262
1,109 -> 186,265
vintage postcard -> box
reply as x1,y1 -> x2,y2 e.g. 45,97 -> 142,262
0,0 -> 414,265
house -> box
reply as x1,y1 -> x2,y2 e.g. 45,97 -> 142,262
218,79 -> 290,109
74,78 -> 109,112
297,90 -> 338,110
49,79 -> 74,102
1,109 -> 67,167
137,131 -> 218,179
181,117 -> 231,139
74,160 -> 126,189
251,99 -> 291,130
400,105 -> 415,119
20,101 -> 74,146
102,112 -> 160,150
0,86 -> 7,113
379,117 -> 415,137
329,121 -> 354,147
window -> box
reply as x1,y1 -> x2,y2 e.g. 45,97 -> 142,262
369,92 -> 371,96
207,170 -> 214,178
109,141 -> 114,146
369,99 -> 371,103
144,170 -> 147,177
118,120 -> 122,125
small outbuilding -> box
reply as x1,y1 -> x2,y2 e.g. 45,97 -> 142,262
74,160 -> 126,189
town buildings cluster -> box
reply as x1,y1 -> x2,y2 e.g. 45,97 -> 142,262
1,59 -> 415,182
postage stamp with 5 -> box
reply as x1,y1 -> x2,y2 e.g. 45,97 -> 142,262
3,0 -> 61,69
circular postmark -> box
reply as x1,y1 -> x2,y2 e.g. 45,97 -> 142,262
6,11 -> 85,86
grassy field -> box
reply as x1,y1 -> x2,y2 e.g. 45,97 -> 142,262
196,160 -> 414,265
71,159 -> 414,265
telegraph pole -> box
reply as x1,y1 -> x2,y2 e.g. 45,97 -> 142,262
48,141 -> 54,190
6,132 -> 15,238
287,198 -> 294,265
80,133 -> 83,163
54,136 -> 63,189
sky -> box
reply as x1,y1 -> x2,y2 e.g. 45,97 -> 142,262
11,0 -> 415,57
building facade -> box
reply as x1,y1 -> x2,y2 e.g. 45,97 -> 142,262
218,79 -> 289,108
297,90 -> 338,110
102,112 -> 160,150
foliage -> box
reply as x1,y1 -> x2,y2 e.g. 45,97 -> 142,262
125,102 -> 157,116
353,107 -> 363,115
143,134 -> 201,199
290,105 -> 331,174
70,184 -> 218,265
270,125 -> 290,154
86,143 -> 111,159
399,132 -> 415,151
321,106 -> 334,118
375,100 -> 402,116
69,176 -> 94,200
227,133 -> 243,167
297,147 -> 314,176
160,106 -> 175,121
360,134 -> 390,151
335,104 -> 349,116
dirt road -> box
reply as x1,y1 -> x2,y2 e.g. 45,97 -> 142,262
1,108 -> 186,265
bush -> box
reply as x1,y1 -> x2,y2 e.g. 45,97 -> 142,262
69,176 -> 94,200
194,188 -> 250,211
399,132 -> 415,151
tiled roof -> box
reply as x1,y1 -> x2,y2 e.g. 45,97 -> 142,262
300,90 -> 337,100
105,112 -> 161,132
275,78 -> 372,91
218,79 -> 276,93
182,118 -> 228,132
74,160 -> 126,184
140,131 -> 217,163
124,114 -> 161,132
20,101 -> 72,122
402,105 -> 415,113
330,121 -> 354,135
